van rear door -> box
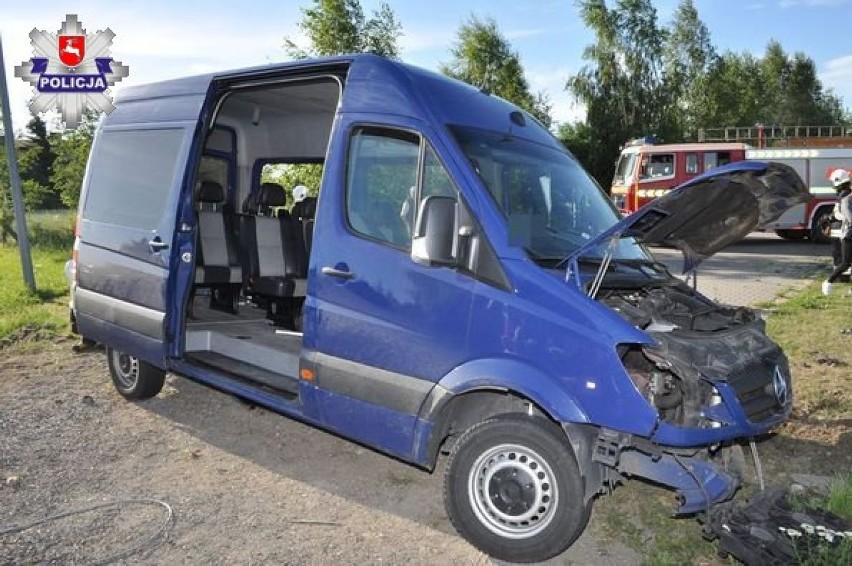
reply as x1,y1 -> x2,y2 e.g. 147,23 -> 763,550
74,86 -> 206,367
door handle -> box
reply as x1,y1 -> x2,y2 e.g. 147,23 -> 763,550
321,266 -> 355,279
148,238 -> 169,251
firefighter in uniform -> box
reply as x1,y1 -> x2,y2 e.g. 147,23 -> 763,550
822,169 -> 852,295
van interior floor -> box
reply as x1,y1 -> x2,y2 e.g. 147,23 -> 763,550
185,299 -> 301,396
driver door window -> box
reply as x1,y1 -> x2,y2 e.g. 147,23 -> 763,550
346,128 -> 418,250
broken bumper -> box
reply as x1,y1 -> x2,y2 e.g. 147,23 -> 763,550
618,449 -> 739,515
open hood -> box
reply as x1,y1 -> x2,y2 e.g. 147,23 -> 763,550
571,161 -> 810,274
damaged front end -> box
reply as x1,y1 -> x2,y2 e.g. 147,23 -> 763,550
596,280 -> 793,514
560,161 -> 806,515
607,283 -> 793,437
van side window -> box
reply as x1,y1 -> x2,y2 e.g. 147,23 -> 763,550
346,128 -> 419,250
685,153 -> 698,174
84,129 -> 185,230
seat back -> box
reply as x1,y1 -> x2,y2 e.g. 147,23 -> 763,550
252,183 -> 288,279
240,182 -> 308,282
196,181 -> 241,283
292,195 -> 318,258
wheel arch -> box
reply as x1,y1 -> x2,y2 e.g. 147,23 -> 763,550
413,358 -> 590,471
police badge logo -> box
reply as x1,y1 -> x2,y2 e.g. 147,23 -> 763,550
14,14 -> 129,129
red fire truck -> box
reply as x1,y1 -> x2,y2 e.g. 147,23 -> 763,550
610,136 -> 848,243
744,147 -> 850,242
610,138 -> 749,214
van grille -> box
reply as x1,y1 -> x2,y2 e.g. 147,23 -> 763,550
727,360 -> 787,423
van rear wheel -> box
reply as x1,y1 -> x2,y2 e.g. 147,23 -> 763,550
443,415 -> 590,563
106,347 -> 166,400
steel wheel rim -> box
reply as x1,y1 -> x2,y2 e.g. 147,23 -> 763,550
112,350 -> 139,389
468,443 -> 558,539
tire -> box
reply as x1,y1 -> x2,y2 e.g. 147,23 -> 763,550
774,229 -> 806,240
810,208 -> 834,244
106,347 -> 166,400
443,415 -> 591,563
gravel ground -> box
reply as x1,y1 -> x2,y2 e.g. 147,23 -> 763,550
0,344 -> 639,564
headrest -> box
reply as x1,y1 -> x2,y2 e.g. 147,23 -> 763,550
259,182 -> 286,208
197,181 -> 225,204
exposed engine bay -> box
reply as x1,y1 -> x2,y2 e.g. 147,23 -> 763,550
601,281 -> 789,427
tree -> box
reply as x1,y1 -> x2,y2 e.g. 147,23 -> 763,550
18,115 -> 57,209
556,121 -> 598,173
698,43 -> 846,129
261,163 -> 323,198
50,110 -> 99,208
0,146 -> 15,243
662,0 -> 716,137
284,0 -> 402,59
440,16 -> 552,127
567,0 -> 671,185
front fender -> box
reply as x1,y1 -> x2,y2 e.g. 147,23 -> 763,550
433,357 -> 589,423
411,357 -> 590,467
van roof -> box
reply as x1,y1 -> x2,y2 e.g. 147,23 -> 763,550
108,54 -> 557,147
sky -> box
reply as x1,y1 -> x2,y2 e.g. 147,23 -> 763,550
1,0 -> 851,132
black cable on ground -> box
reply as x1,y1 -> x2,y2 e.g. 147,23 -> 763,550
0,498 -> 173,565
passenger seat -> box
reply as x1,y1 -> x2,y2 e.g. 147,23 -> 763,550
194,181 -> 242,311
242,183 -> 308,305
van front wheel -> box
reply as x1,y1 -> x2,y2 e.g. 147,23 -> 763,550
106,347 -> 165,400
443,415 -> 590,563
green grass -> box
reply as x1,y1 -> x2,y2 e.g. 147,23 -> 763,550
824,474 -> 852,521
0,209 -> 74,343
593,482 -> 726,565
764,279 -> 851,420
788,474 -> 852,566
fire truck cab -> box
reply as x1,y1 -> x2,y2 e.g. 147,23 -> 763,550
610,138 -> 749,214
745,147 -> 850,242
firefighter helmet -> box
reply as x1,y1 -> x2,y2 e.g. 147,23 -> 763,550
830,168 -> 851,187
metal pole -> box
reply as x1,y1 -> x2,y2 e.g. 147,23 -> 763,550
0,33 -> 36,291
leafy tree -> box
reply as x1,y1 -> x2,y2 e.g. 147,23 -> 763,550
698,44 -> 846,129
18,116 -> 58,209
698,51 -> 765,128
261,163 -> 324,199
556,121 -> 600,178
662,0 -> 716,137
0,147 -> 15,243
285,0 -> 402,59
568,0 -> 671,185
440,16 -> 552,127
50,110 -> 99,208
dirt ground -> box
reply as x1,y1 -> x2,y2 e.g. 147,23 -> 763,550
0,341 -> 641,565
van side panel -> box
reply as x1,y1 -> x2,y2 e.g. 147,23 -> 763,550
75,119 -> 200,366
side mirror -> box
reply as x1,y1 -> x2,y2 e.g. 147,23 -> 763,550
411,195 -> 457,266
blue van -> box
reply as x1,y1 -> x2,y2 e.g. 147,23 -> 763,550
69,54 -> 808,562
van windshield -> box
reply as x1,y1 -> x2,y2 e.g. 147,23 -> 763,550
451,126 -> 652,264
